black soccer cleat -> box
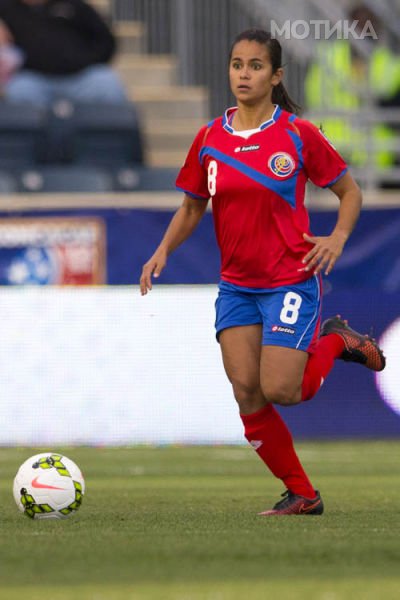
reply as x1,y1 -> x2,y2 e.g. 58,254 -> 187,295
259,489 -> 324,516
320,315 -> 386,372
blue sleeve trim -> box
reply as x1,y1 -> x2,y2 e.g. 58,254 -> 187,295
176,186 -> 209,200
323,167 -> 348,188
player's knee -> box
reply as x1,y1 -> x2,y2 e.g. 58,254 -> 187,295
231,379 -> 263,412
261,383 -> 301,406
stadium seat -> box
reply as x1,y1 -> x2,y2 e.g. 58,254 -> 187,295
71,102 -> 144,167
40,99 -> 76,164
112,166 -> 178,191
0,171 -> 18,194
0,101 -> 47,168
17,166 -> 113,193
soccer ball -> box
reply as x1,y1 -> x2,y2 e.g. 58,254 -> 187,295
13,453 -> 85,520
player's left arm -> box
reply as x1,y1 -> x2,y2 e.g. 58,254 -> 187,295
302,171 -> 362,275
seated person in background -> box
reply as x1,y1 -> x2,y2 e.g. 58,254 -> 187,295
0,0 -> 128,106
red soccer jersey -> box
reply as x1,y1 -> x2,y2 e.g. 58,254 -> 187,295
176,106 -> 347,288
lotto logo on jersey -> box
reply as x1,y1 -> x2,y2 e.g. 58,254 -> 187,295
234,144 -> 260,153
268,152 -> 295,178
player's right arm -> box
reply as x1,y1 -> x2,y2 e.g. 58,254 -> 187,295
140,193 -> 209,295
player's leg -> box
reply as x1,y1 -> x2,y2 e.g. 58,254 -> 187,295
247,282 -> 324,513
218,323 -> 265,414
260,339 -> 348,405
320,316 -> 386,371
219,325 -> 319,506
255,274 -> 344,405
301,315 -> 386,402
260,345 -> 308,406
215,282 -> 265,414
216,283 -> 315,496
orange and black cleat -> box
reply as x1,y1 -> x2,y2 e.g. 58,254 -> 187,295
320,315 -> 386,372
259,489 -> 324,516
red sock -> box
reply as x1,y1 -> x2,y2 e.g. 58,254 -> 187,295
301,334 -> 345,401
241,404 -> 315,498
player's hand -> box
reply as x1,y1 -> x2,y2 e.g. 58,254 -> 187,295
302,232 -> 346,276
139,250 -> 167,295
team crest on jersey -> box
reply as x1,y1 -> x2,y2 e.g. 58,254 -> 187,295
268,152 -> 295,178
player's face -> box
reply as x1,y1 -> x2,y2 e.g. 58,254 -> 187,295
229,40 -> 283,105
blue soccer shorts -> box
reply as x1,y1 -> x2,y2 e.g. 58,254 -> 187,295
215,275 -> 322,352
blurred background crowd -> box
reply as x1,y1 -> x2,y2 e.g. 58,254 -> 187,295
0,0 -> 399,193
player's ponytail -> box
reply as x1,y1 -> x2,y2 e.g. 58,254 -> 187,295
272,81 -> 301,115
230,29 -> 301,115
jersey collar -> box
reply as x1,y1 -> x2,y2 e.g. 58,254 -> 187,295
222,105 -> 282,134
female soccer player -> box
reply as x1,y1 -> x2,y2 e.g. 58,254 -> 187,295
140,29 -> 385,516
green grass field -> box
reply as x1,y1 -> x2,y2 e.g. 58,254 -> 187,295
1,442 -> 400,600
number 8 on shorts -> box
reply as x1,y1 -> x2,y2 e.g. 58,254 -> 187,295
280,292 -> 302,325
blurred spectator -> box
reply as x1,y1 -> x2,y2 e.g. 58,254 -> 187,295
0,0 -> 128,107
304,4 -> 400,175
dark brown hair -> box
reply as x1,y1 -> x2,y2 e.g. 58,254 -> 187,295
230,29 -> 301,114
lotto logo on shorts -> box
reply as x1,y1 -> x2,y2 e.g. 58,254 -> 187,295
272,325 -> 295,335
267,152 -> 295,177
